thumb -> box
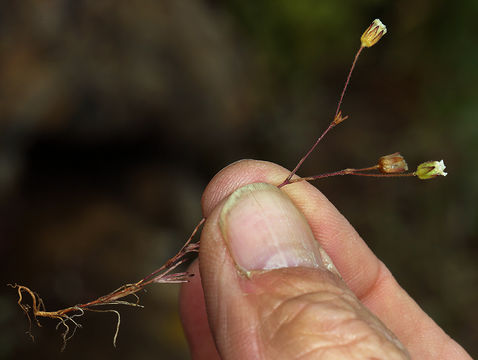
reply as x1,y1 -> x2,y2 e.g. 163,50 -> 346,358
199,183 -> 409,359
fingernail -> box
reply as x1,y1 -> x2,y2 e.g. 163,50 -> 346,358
219,183 -> 324,273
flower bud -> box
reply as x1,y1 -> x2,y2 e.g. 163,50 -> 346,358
416,160 -> 447,179
361,19 -> 387,48
378,152 -> 408,174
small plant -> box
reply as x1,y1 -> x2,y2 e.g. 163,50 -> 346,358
9,19 -> 446,351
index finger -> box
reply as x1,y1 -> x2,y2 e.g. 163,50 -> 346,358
200,159 -> 471,359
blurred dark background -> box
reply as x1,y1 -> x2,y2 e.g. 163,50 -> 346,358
1,1 -> 477,359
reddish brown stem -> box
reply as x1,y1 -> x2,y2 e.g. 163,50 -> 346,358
278,122 -> 336,188
279,46 -> 364,189
290,168 -> 416,183
335,46 -> 363,118
140,217 -> 205,284
345,172 -> 416,178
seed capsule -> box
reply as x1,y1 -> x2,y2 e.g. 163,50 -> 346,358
378,152 -> 408,174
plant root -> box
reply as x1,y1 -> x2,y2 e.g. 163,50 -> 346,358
9,217 -> 205,350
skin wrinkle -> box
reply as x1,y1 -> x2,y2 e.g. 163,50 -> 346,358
249,273 -> 346,356
256,271 -> 405,359
276,299 -> 347,343
290,297 -> 361,342
292,320 -> 405,360
253,271 -> 346,331
269,310 -> 394,360
355,260 -> 387,302
295,343 -> 353,360
265,257 -> 400,353
356,266 -> 411,354
261,295 -> 311,346
304,330 -> 372,357
319,318 -> 368,344
267,269 -> 335,297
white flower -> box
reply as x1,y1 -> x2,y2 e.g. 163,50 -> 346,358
416,160 -> 447,179
361,19 -> 387,48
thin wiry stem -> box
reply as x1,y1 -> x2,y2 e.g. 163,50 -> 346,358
289,168 -> 417,183
335,46 -> 363,118
278,121 -> 336,188
278,46 -> 365,188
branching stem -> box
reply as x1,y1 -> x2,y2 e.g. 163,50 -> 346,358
278,46 -> 364,189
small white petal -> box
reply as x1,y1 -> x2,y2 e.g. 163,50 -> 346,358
437,160 -> 447,176
372,19 -> 387,35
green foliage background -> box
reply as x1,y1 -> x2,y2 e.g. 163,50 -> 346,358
1,1 -> 477,358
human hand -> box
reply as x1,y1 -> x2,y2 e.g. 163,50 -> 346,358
180,160 -> 471,359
